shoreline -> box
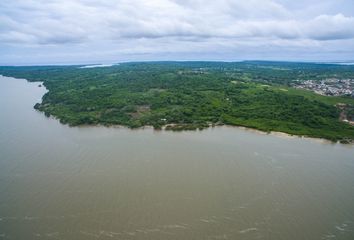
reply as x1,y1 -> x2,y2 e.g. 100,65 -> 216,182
52,121 -> 350,146
29,81 -> 354,145
2,74 -> 352,146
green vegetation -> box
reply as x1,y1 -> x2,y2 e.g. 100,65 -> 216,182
0,61 -> 353,143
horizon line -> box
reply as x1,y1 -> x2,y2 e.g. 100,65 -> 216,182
1,59 -> 354,67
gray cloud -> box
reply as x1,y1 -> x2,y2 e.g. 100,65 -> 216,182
0,0 -> 353,64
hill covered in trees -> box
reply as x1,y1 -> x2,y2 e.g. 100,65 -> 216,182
1,61 -> 353,143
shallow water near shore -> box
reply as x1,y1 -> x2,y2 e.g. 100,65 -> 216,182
1,75 -> 354,240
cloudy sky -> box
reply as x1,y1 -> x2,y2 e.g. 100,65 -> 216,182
1,0 -> 354,65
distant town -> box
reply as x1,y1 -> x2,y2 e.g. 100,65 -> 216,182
292,78 -> 354,97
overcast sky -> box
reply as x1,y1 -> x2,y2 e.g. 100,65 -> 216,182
1,0 -> 354,65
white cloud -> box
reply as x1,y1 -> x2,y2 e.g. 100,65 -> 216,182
0,0 -> 353,64
305,14 -> 354,40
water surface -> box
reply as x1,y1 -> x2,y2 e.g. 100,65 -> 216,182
0,75 -> 354,239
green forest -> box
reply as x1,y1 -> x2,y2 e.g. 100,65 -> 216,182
1,61 -> 353,143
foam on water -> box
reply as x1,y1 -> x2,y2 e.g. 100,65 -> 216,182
239,228 -> 258,234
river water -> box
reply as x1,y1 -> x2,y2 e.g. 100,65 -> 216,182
0,75 -> 354,239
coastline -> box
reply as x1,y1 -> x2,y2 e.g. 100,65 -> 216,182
1,74 -> 352,145
46,118 -> 351,146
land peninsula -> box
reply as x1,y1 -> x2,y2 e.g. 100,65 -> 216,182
1,61 -> 353,143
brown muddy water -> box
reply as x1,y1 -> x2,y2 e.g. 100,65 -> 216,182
0,75 -> 354,240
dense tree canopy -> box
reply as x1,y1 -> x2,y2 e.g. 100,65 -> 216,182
1,61 -> 353,143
